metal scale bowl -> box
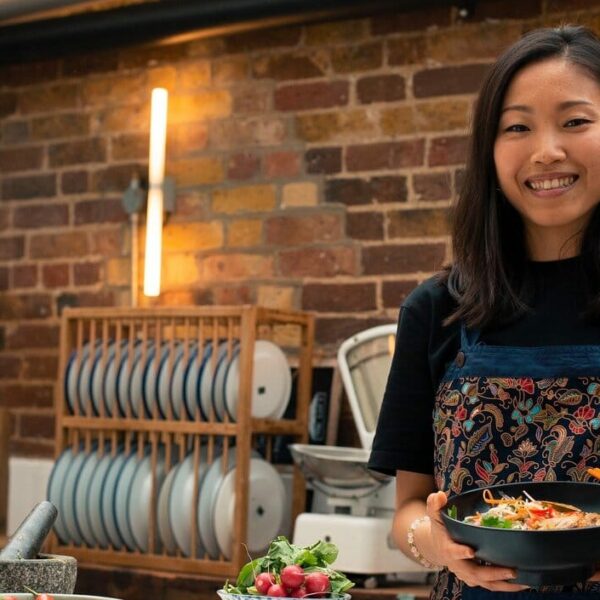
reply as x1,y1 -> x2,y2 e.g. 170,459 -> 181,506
291,325 -> 434,578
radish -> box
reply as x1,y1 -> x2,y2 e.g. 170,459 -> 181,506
305,572 -> 330,596
281,565 -> 304,589
290,587 -> 307,598
255,572 -> 276,595
267,584 -> 287,597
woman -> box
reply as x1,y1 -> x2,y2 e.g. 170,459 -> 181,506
368,25 -> 600,599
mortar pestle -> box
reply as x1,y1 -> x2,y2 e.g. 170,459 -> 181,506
0,501 -> 77,593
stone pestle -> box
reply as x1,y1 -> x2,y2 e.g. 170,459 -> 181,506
0,501 -> 58,560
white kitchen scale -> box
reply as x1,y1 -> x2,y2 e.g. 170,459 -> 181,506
291,324 -> 436,580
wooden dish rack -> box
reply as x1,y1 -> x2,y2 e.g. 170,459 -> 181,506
49,305 -> 314,577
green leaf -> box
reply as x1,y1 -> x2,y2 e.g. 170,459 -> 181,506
309,540 -> 338,565
480,514 -> 513,529
447,505 -> 458,519
235,557 -> 264,590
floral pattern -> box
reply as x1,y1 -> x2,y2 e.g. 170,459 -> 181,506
431,376 -> 600,599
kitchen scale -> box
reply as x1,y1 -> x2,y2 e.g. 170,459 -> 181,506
291,324 -> 435,580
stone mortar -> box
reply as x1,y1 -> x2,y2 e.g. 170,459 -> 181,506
0,553 -> 77,593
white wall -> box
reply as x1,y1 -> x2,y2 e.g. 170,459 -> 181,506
7,457 -> 53,535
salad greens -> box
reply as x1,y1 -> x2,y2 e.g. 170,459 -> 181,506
223,536 -> 354,595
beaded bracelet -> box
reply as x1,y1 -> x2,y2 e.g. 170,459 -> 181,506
407,515 -> 438,569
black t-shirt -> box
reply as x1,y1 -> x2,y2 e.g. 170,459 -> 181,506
368,255 -> 600,476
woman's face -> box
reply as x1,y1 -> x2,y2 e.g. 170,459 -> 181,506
494,57 -> 600,260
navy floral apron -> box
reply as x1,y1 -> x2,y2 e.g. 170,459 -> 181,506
432,325 -> 600,600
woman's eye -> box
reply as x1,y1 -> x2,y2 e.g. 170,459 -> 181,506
503,124 -> 529,133
564,118 -> 591,127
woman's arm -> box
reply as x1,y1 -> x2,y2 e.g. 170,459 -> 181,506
392,470 -> 529,592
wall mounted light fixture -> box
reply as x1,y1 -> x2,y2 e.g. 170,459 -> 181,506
122,87 -> 175,305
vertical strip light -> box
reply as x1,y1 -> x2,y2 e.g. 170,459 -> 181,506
144,87 -> 168,297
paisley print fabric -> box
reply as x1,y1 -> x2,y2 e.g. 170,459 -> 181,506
430,329 -> 600,599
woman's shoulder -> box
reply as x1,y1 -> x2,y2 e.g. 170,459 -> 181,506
402,272 -> 457,326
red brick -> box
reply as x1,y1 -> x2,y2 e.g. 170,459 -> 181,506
346,211 -> 384,240
0,146 -> 43,172
19,83 -> 78,114
6,324 -> 60,349
19,413 -> 55,438
111,133 -> 149,161
227,153 -> 260,180
429,136 -> 469,166
253,52 -> 326,81
0,237 -> 24,260
23,355 -> 59,380
91,164 -> 142,193
382,280 -> 419,308
118,43 -> 188,69
305,147 -> 342,174
0,60 -> 59,87
332,42 -> 383,73
279,246 -> 357,277
48,138 -> 106,167
302,283 -> 376,312
0,267 -> 8,291
315,316 -> 391,346
30,232 -> 88,259
90,228 -> 123,256
413,64 -> 491,98
170,123 -> 208,157
12,265 -> 38,288
388,36 -> 428,66
0,209 -> 8,232
31,114 -> 89,140
413,172 -> 452,201
362,243 -> 446,275
371,6 -> 451,34
2,174 -> 56,200
57,291 -> 115,312
356,75 -> 405,104
274,81 -> 349,111
9,439 -> 53,459
74,199 -> 128,225
0,93 -> 17,118
0,293 -> 52,320
1,121 -> 29,145
266,213 -> 344,245
213,285 -> 252,305
0,384 -> 54,408
225,26 -> 302,53
0,356 -> 21,379
42,264 -> 69,288
387,208 -> 451,238
264,151 -> 301,178
346,140 -> 424,171
13,204 -> 69,229
73,261 -> 102,286
61,171 -> 89,195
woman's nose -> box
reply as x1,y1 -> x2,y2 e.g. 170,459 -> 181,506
530,132 -> 567,164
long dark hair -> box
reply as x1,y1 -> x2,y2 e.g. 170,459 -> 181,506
444,25 -> 600,328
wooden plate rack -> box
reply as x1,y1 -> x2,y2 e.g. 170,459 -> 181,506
49,305 -> 313,577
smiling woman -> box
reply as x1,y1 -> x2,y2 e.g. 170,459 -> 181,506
368,24 -> 600,600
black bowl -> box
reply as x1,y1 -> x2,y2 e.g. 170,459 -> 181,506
441,481 -> 600,587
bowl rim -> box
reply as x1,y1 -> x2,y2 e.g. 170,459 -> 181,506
217,590 -> 352,600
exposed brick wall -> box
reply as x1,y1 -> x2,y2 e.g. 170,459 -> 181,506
1,0 -> 600,456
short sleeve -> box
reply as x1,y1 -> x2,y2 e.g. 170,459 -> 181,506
367,304 -> 435,476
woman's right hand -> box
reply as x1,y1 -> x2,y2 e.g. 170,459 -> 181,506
425,491 -> 530,592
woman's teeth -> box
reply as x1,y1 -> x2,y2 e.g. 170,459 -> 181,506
528,176 -> 575,190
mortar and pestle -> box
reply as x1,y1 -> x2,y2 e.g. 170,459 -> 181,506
0,501 -> 77,593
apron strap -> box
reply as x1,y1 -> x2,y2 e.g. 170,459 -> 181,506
460,322 -> 481,349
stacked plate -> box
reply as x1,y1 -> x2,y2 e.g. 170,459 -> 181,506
47,444 -> 289,557
64,339 -> 292,421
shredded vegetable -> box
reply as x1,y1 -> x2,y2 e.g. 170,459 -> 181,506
456,488 -> 600,531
